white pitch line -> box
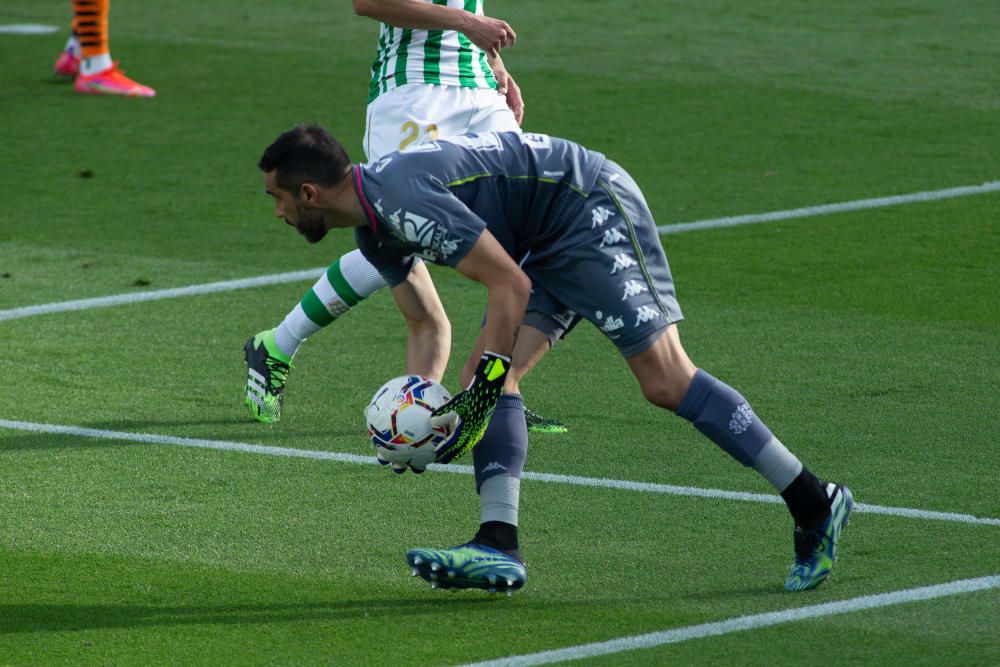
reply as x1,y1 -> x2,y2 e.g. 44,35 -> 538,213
4,180 -> 998,322
457,575 -> 1000,667
2,419 -> 998,528
0,24 -> 59,34
0,267 -> 326,322
658,180 -> 1000,234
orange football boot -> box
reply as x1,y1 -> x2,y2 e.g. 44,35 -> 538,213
54,47 -> 81,80
75,62 -> 155,97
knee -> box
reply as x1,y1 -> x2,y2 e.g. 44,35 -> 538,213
639,371 -> 694,411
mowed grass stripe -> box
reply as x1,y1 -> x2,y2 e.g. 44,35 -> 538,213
458,575 -> 1000,667
2,179 -> 997,323
2,419 -> 997,528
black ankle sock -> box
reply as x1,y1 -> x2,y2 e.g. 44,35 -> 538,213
474,521 -> 521,560
780,468 -> 829,527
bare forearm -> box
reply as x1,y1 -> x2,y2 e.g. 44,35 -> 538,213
406,319 -> 450,381
390,262 -> 451,380
481,278 -> 531,358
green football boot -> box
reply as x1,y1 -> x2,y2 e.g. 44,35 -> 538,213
243,329 -> 292,424
525,408 -> 568,434
406,542 -> 527,595
785,482 -> 854,591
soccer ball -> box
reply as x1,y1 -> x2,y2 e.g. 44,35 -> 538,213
365,375 -> 453,471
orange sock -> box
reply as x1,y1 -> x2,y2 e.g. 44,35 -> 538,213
73,0 -> 109,59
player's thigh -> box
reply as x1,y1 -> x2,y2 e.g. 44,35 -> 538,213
364,84 -> 478,161
525,163 -> 684,359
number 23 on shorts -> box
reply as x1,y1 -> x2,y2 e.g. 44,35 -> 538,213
399,121 -> 439,150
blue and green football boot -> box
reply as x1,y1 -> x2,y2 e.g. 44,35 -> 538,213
244,329 -> 292,424
406,542 -> 527,595
785,482 -> 854,591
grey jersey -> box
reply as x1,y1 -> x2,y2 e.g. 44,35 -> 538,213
351,131 -> 683,358
352,132 -> 606,286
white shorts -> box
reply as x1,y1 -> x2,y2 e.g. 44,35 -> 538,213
363,83 -> 520,162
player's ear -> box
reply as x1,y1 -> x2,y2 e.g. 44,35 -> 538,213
299,182 -> 320,204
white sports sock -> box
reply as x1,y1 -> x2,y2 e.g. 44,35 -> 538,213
273,249 -> 388,358
80,53 -> 112,76
752,437 -> 804,492
65,35 -> 81,57
339,248 -> 389,296
479,474 -> 520,526
274,305 -> 313,358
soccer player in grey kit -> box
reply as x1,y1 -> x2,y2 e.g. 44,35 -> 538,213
257,124 -> 854,594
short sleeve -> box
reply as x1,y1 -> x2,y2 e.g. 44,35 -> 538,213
366,170 -> 488,268
353,226 -> 419,287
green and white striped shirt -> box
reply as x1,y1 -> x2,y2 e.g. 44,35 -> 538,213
367,0 -> 498,103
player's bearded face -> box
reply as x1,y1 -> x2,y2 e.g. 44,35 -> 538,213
292,198 -> 328,243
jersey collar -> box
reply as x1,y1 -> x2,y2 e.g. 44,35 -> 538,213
352,165 -> 379,234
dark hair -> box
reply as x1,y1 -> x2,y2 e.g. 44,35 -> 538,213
258,123 -> 351,192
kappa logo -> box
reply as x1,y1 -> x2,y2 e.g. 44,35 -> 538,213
729,402 -> 754,435
549,309 -> 576,329
595,310 -> 624,334
373,199 -> 386,216
610,253 -> 637,274
634,305 -> 661,326
622,280 -> 648,300
481,461 -> 508,474
591,206 -> 615,228
599,227 -> 628,248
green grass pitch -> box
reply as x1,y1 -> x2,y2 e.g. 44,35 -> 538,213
1,1 -> 998,665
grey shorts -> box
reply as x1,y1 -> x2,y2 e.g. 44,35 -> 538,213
522,291 -> 581,347
521,160 -> 683,358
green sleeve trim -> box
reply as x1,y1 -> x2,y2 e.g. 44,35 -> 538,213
446,173 -> 587,197
446,172 -> 494,187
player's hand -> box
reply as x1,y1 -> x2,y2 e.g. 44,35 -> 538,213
429,351 -> 510,464
374,443 -> 432,475
489,59 -> 524,125
461,14 -> 516,58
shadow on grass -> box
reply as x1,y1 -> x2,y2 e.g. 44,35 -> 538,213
0,597 -> 501,633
